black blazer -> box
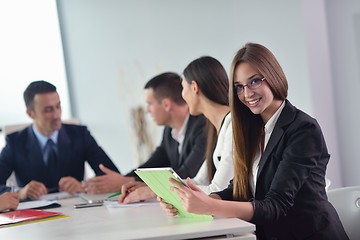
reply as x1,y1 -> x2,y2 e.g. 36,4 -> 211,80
0,185 -> 8,194
126,115 -> 207,180
0,124 -> 120,189
217,100 -> 348,240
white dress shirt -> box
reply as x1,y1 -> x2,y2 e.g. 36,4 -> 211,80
192,113 -> 233,194
32,125 -> 59,165
171,114 -> 189,154
250,101 -> 285,196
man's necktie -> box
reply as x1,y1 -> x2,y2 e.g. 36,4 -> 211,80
46,139 -> 58,189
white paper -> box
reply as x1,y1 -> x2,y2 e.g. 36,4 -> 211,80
104,199 -> 159,208
78,193 -> 109,203
17,200 -> 58,210
40,192 -> 74,201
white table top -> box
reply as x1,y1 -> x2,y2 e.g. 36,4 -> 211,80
0,194 -> 255,240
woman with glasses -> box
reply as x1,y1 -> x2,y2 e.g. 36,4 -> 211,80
160,43 -> 348,240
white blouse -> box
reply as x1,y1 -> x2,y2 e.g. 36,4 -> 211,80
250,101 -> 285,196
192,113 -> 233,194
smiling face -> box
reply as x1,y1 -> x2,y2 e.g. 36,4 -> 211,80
181,78 -> 200,116
234,62 -> 282,123
27,92 -> 62,136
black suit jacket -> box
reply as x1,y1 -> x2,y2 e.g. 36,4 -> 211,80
217,100 -> 348,240
0,185 -> 8,194
126,115 -> 206,180
0,124 -> 120,189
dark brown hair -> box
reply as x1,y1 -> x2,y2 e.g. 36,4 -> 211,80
144,72 -> 186,105
183,56 -> 229,181
24,80 -> 57,110
229,43 -> 288,200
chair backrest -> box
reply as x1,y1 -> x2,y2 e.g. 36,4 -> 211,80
3,118 -> 80,136
3,122 -> 30,136
327,186 -> 360,240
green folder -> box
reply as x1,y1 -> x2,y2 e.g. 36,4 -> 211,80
135,167 -> 213,220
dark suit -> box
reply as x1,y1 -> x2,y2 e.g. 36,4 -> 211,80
0,124 -> 120,190
217,100 -> 348,240
0,185 -> 9,194
126,115 -> 206,180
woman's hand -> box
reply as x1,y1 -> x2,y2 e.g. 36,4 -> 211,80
170,177 -> 214,215
158,196 -> 179,216
118,181 -> 155,204
159,177 -> 214,216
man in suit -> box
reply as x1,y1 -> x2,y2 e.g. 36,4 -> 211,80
84,72 -> 207,194
0,80 -> 120,200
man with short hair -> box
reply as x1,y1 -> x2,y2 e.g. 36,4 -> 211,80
0,80 -> 120,200
84,72 -> 207,194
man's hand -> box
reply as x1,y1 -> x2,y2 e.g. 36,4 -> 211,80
18,180 -> 48,200
84,164 -> 134,194
59,176 -> 84,195
0,192 -> 19,211
118,181 -> 156,204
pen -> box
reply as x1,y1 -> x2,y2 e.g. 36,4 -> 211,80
107,188 -> 133,198
107,191 -> 122,198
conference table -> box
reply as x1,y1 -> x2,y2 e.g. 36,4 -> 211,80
0,193 -> 256,240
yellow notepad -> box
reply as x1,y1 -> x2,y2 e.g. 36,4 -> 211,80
135,167 -> 213,220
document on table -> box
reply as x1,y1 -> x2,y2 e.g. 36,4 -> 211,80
40,192 -> 74,201
0,209 -> 63,227
78,193 -> 109,203
17,200 -> 59,210
104,199 -> 159,208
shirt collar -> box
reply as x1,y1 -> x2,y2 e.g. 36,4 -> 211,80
171,113 -> 189,143
264,101 -> 285,135
31,124 -> 59,150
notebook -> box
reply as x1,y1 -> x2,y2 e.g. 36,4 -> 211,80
17,200 -> 61,210
0,209 -> 63,227
135,167 -> 213,220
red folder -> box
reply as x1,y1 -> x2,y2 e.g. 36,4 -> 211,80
0,209 -> 62,226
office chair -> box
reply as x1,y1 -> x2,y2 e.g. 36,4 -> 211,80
327,186 -> 360,240
3,118 -> 80,136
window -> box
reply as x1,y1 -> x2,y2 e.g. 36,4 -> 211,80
0,0 -> 71,127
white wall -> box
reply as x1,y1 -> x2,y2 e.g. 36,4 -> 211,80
325,0 -> 360,186
302,0 -> 343,188
0,0 -> 71,126
56,0 -> 360,188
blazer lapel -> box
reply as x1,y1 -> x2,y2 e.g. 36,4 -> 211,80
25,127 -> 44,167
257,100 -> 297,179
24,127 -> 51,184
57,126 -> 71,170
177,116 -> 193,166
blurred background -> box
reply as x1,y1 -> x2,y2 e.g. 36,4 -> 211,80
0,0 -> 359,189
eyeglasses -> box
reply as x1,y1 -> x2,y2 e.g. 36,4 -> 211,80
234,77 -> 265,94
